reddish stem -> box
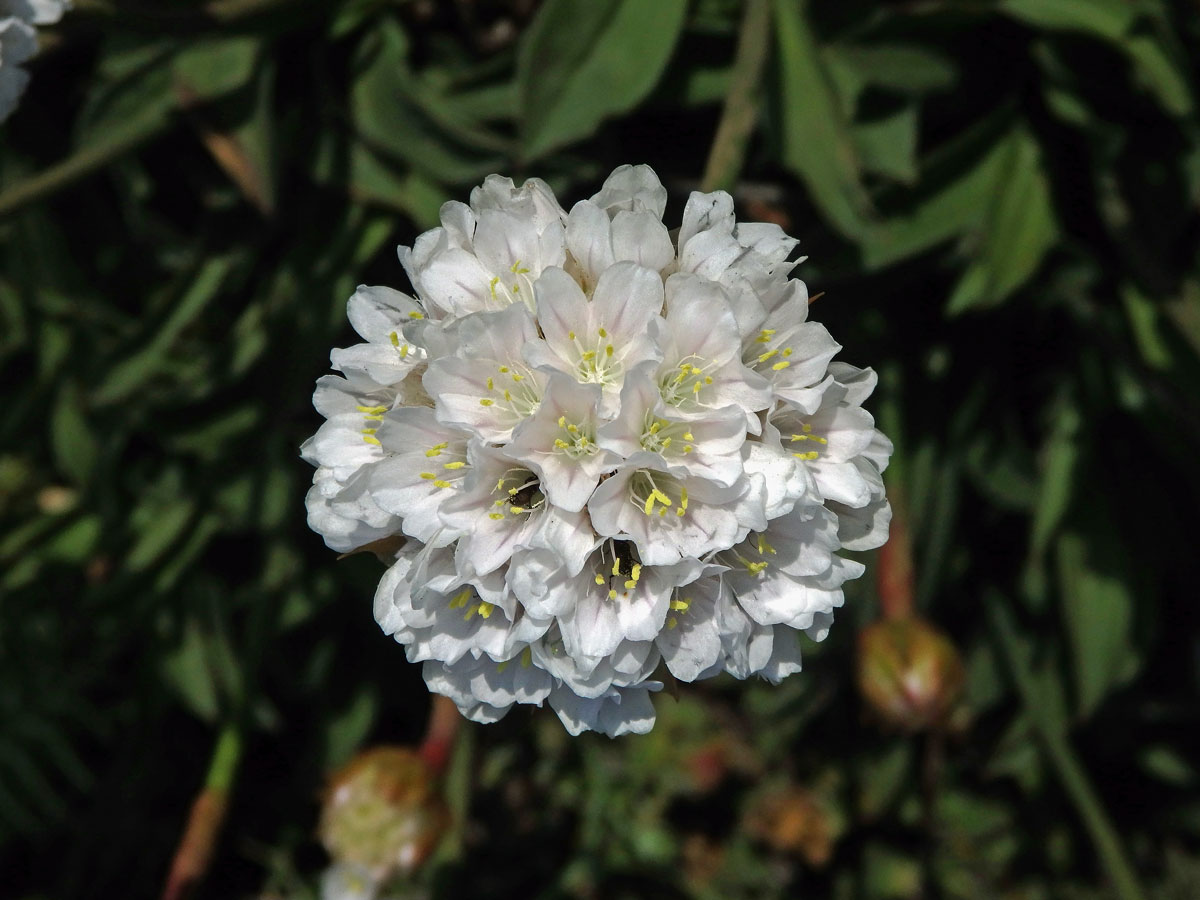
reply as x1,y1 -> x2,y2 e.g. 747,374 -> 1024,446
418,695 -> 462,776
877,490 -> 915,621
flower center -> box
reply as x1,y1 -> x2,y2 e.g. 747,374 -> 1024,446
639,415 -> 695,456
746,328 -> 796,373
719,533 -> 778,577
357,404 -> 387,446
786,422 -> 827,462
628,470 -> 689,519
448,586 -> 495,621
417,440 -> 468,488
665,590 -> 691,629
592,540 -> 643,600
553,415 -> 597,458
488,468 -> 545,520
659,355 -> 716,407
565,326 -> 621,386
478,363 -> 540,418
487,259 -> 535,312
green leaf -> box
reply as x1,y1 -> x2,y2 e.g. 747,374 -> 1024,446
825,44 -> 957,114
172,36 -> 260,100
1056,529 -> 1138,718
1030,401 -> 1080,557
162,620 -> 221,723
774,0 -> 872,239
50,385 -> 97,486
852,107 -> 919,185
945,129 -> 1058,314
517,0 -> 688,160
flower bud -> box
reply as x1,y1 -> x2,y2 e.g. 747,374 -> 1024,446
745,786 -> 838,867
318,746 -> 448,881
857,618 -> 965,732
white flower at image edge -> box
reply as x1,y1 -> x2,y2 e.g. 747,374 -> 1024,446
302,164 -> 893,737
0,0 -> 68,122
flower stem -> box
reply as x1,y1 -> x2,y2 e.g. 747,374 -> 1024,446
987,598 -> 1147,900
877,487 -> 915,620
160,723 -> 242,900
700,0 -> 772,193
418,695 -> 462,776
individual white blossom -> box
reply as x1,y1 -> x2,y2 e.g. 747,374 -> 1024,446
303,165 -> 893,737
0,0 -> 68,123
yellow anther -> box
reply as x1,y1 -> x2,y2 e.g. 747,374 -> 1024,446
649,422 -> 661,434
758,349 -> 779,363
693,382 -> 702,393
679,487 -> 688,512
667,617 -> 678,629
357,405 -> 388,414
624,579 -> 638,589
420,472 -> 436,480
783,348 -> 792,357
554,439 -> 570,449
803,424 -> 813,433
568,331 -> 576,340
408,311 -> 424,319
773,361 -> 791,371
567,424 -> 578,433
508,487 -> 518,495
581,350 -> 595,361
683,444 -> 693,454
612,557 -> 621,576
660,438 -> 672,449
449,589 -> 471,609
595,573 -> 605,585
489,277 -> 500,299
557,416 -> 566,427
362,435 -> 381,446
670,598 -> 690,611
489,512 -> 505,520
434,480 -> 452,488
704,376 -> 713,384
747,560 -> 769,574
606,345 -> 614,356
790,434 -> 807,442
756,328 -> 776,343
757,535 -> 776,555
608,589 -> 617,599
682,432 -> 693,441
509,505 -> 524,514
504,389 -> 512,401
631,564 -> 642,582
495,477 -> 506,491
794,450 -> 819,461
361,427 -> 377,435
598,327 -> 608,338
389,331 -> 400,347
499,365 -> 509,373
444,461 -> 466,469
426,443 -> 447,457
400,344 -> 410,358
814,436 -> 828,444
477,601 -> 494,619
487,377 -> 494,390
480,398 -> 494,406
511,373 -> 524,382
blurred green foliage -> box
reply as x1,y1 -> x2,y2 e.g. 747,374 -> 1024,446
2,0 -> 1200,897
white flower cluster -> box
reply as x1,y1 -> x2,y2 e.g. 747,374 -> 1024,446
0,0 -> 68,123
303,165 -> 892,737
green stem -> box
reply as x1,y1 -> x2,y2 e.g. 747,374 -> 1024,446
987,598 -> 1146,900
205,723 -> 243,792
699,0 -> 772,193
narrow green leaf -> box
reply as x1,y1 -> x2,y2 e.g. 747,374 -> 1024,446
172,36 -> 260,99
517,0 -> 688,160
774,0 -> 872,239
1030,402 -> 1080,557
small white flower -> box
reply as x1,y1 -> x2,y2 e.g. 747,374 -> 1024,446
303,164 -> 893,736
0,0 -> 67,124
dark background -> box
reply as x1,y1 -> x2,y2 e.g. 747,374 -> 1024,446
1,0 -> 1199,897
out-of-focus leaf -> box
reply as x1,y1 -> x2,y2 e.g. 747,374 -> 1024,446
946,129 -> 1057,314
348,143 -> 446,229
162,620 -> 221,723
825,44 -> 957,112
1030,402 -> 1079,557
852,107 -> 919,185
516,0 -> 687,160
1121,283 -> 1173,370
75,37 -> 176,149
352,23 -> 503,183
323,688 -> 377,770
50,385 -> 97,486
1000,0 -> 1192,116
861,118 -> 1014,269
774,0 -> 872,239
1056,529 -> 1138,718
92,257 -> 231,406
172,36 -> 260,99
126,500 -> 195,573
1139,745 -> 1196,786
